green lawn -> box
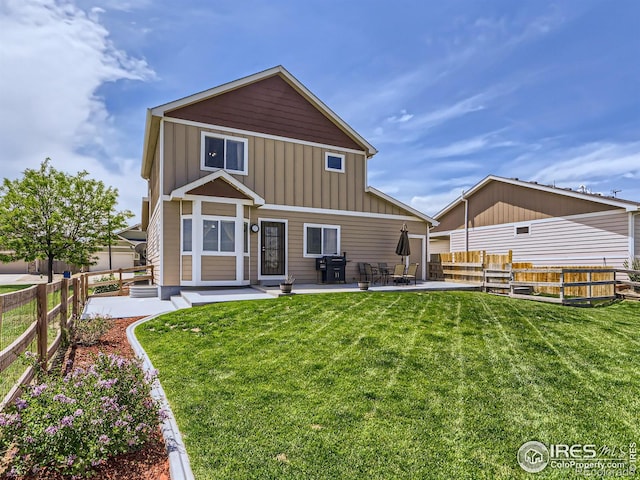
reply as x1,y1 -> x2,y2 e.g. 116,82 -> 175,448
0,284 -> 31,294
136,292 -> 640,479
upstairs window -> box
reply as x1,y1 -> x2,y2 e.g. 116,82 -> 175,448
325,152 -> 345,173
201,132 -> 248,175
304,223 -> 340,257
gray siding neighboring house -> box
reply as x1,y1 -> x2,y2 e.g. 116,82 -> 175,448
431,175 -> 639,268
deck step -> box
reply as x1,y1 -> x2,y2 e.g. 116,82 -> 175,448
129,285 -> 158,298
170,295 -> 191,309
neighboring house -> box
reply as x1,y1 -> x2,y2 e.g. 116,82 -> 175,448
0,225 -> 145,275
87,224 -> 144,272
0,253 -> 30,274
431,175 -> 640,267
140,66 -> 436,299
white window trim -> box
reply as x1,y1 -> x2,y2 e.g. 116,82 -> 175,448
200,131 -> 249,176
514,224 -> 532,236
201,215 -> 238,256
324,152 -> 345,173
303,223 -> 341,258
181,216 -> 193,254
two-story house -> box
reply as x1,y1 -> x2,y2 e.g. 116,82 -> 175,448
140,66 -> 436,299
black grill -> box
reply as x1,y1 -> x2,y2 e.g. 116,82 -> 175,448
315,253 -> 347,284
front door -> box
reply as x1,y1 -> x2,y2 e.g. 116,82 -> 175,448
261,221 -> 285,276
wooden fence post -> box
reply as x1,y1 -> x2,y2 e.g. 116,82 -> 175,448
559,270 -> 565,304
36,283 -> 48,369
118,269 -> 123,295
72,277 -> 79,319
60,278 -> 68,330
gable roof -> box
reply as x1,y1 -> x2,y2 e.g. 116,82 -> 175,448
141,66 -> 377,179
435,175 -> 640,220
169,170 -> 265,205
366,186 -> 438,225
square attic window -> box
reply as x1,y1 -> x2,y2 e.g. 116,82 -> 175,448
325,153 -> 345,173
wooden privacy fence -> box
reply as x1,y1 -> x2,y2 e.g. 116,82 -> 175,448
0,278 -> 86,409
431,250 -> 634,305
509,267 -> 617,305
430,250 -> 533,283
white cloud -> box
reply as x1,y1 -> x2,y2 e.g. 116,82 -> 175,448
410,189 -> 464,217
402,93 -> 486,131
0,0 -> 154,220
386,109 -> 414,124
527,142 -> 640,184
419,131 -> 517,159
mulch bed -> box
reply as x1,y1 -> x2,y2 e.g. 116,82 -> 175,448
4,317 -> 170,480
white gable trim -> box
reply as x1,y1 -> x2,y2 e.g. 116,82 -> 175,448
169,170 -> 265,205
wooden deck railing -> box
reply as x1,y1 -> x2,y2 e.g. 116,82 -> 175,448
78,265 -> 154,299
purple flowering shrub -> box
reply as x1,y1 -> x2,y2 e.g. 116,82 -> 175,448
0,353 -> 166,477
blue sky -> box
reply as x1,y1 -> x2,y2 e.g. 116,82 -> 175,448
1,0 -> 639,222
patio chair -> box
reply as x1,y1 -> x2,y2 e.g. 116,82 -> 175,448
405,263 -> 419,285
364,263 -> 381,284
358,262 -> 368,281
378,263 -> 390,284
391,264 -> 406,284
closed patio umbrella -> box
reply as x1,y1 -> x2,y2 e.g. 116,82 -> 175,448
395,223 -> 411,262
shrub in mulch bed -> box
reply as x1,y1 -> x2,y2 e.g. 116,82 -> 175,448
0,317 -> 169,479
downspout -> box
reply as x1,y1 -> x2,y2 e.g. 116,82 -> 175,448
630,211 -> 638,262
461,190 -> 469,252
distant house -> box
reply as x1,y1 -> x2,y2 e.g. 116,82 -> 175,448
87,224 -> 145,272
140,66 -> 436,298
0,224 -> 145,275
430,175 -> 640,267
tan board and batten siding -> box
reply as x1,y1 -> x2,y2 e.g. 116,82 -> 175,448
450,211 -> 629,267
162,122 -> 402,215
432,181 -> 614,233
